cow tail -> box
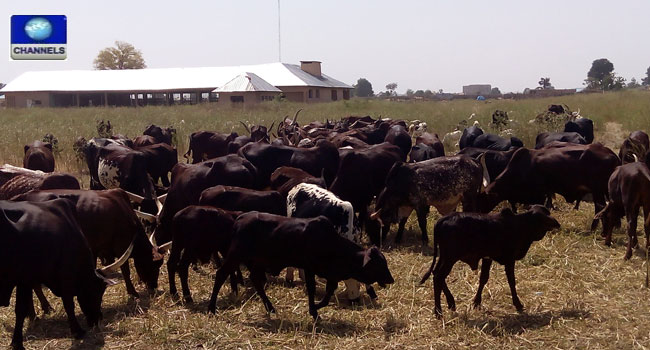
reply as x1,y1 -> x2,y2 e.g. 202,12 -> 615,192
183,135 -> 192,163
419,234 -> 438,284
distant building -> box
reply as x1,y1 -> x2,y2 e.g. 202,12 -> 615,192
0,60 -> 352,108
462,84 -> 492,96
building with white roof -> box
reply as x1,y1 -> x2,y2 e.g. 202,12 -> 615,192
0,61 -> 352,107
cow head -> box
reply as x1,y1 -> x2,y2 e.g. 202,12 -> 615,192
359,246 -> 394,287
24,141 -> 52,154
370,162 -> 414,226
521,205 -> 560,240
77,272 -> 111,327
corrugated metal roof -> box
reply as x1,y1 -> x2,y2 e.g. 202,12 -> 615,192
0,62 -> 352,93
214,72 -> 281,93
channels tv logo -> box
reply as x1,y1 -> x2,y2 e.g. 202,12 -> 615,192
11,15 -> 67,60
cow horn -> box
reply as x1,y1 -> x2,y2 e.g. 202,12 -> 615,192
239,121 -> 251,134
478,153 -> 490,189
292,109 -> 303,124
157,241 -> 172,253
157,193 -> 167,204
633,154 -> 639,162
98,239 -> 134,276
125,191 -> 145,204
149,228 -> 158,246
155,197 -> 163,216
134,209 -> 157,224
268,121 -> 275,133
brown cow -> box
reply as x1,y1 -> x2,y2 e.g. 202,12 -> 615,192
23,141 -> 55,172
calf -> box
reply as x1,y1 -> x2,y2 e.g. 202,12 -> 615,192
471,134 -> 524,151
535,132 -> 586,149
199,185 -> 285,215
618,131 -> 649,164
168,206 -> 241,303
369,155 -> 489,245
23,141 -> 55,172
410,132 -> 445,163
208,212 -> 394,318
136,143 -> 178,187
184,131 -> 239,164
595,163 -> 650,259
564,118 -> 594,144
419,206 -> 560,318
270,166 -> 327,198
459,125 -> 484,149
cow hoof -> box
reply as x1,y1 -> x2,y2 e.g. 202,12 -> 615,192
184,296 -> 194,304
10,342 -> 25,350
515,305 -> 524,313
472,301 -> 481,309
73,329 -> 86,339
367,289 -> 378,300
349,297 -> 360,304
207,305 -> 216,314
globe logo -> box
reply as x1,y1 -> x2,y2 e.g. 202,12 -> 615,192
24,17 -> 53,41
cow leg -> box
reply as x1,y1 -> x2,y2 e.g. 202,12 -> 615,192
161,175 -> 170,188
644,206 -> 650,250
504,262 -> 523,312
394,218 -> 408,244
61,294 -> 85,339
34,285 -> 50,315
285,267 -> 295,286
416,205 -> 430,244
305,270 -> 319,319
167,246 -> 181,297
624,206 -> 640,260
208,257 -> 239,313
120,262 -> 139,298
343,279 -> 360,303
592,192 -> 606,232
433,261 -> 454,318
365,284 -> 377,299
178,253 -> 194,303
509,201 -> 517,213
315,280 -> 338,311
473,258 -> 492,309
11,285 -> 31,350
249,267 -> 274,314
544,195 -> 554,210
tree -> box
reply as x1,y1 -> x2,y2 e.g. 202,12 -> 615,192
385,83 -> 398,96
414,90 -> 425,97
627,77 -> 641,89
93,41 -> 146,70
538,77 -> 553,89
354,78 -> 374,97
584,58 -> 614,90
0,83 -> 5,90
423,89 -> 435,98
405,89 -> 414,97
490,87 -> 502,95
643,66 -> 650,86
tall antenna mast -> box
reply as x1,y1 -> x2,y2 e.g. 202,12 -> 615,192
278,0 -> 282,62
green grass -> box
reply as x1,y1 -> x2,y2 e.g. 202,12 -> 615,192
1,90 -> 650,349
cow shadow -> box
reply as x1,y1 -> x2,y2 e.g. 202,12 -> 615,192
463,307 -> 590,336
4,313 -> 107,350
247,316 -> 360,337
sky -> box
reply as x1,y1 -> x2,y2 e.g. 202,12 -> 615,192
1,0 -> 649,94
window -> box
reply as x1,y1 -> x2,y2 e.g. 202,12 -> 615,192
230,95 -> 244,103
331,90 -> 338,101
315,89 -> 320,98
308,89 -> 313,98
261,95 -> 274,101
343,89 -> 350,100
209,92 -> 219,102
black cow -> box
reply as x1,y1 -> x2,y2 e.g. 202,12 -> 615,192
142,124 -> 174,145
370,155 -> 489,245
535,132 -> 587,149
84,141 -> 159,214
459,125 -> 484,149
618,131 -> 649,164
14,189 -> 163,298
153,155 -> 257,247
23,141 -> 55,173
480,143 -> 620,231
239,139 -> 339,187
419,206 -> 560,318
595,163 -> 650,259
270,166 -> 327,198
184,131 -> 239,164
410,132 -> 445,163
384,124 -> 412,161
0,199 -> 114,350
471,134 -> 524,151
168,206 -> 241,303
135,143 -> 178,187
564,118 -> 594,144
199,185 -> 285,215
207,212 -> 394,318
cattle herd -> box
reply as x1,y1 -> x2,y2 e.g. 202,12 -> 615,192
2,107 -> 650,349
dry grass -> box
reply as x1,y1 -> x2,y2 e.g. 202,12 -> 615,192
1,91 -> 650,349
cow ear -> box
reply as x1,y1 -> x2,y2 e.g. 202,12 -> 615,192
44,143 -> 53,151
24,145 -> 29,153
363,248 -> 372,267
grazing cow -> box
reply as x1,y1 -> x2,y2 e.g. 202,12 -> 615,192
184,131 -> 239,164
13,189 -> 163,298
199,185 -> 285,215
133,135 -> 158,148
459,124 -> 484,149
0,199 -> 117,350
207,212 -> 394,318
168,206 -> 241,303
384,124 -> 412,161
270,166 -> 327,197
594,163 -> 650,259
142,124 -> 174,145
410,132 -> 445,163
153,155 -> 257,247
23,141 -> 55,173
286,183 -> 376,301
419,206 -> 560,318
329,121 -> 392,147
564,118 -> 594,144
370,155 -> 489,245
0,165 -> 80,200
547,104 -> 565,114
457,148 -> 517,184
480,143 -> 620,231
239,139 -> 339,187
618,131 -> 649,164
535,132 -> 587,149
84,142 -> 159,214
470,134 -> 524,151
135,143 -> 178,187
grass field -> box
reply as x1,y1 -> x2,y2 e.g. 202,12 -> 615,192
1,91 -> 650,349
